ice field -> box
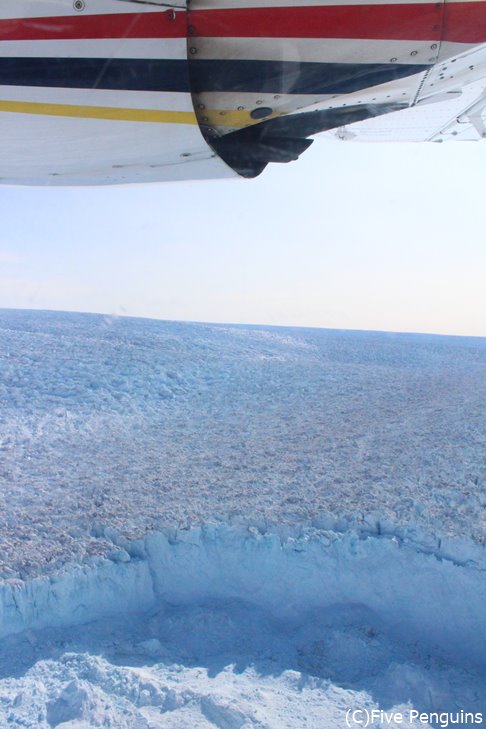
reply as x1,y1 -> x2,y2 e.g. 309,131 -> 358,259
0,309 -> 485,728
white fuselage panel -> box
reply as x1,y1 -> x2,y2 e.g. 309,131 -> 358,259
0,0 -> 236,184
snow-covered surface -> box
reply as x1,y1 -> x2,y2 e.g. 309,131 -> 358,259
1,310 -> 486,727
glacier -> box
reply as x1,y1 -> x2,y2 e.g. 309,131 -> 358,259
1,524 -> 486,727
1,310 -> 486,727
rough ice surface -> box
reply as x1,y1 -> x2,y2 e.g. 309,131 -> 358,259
2,309 -> 486,577
1,309 -> 486,728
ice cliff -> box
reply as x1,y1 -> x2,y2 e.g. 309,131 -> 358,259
2,524 -> 485,669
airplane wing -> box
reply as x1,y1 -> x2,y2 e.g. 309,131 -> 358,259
320,46 -> 486,142
1,0 -> 486,184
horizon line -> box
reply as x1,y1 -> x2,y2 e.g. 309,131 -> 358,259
1,305 -> 485,341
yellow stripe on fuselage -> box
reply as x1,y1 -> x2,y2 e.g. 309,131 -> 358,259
0,99 -> 198,125
0,99 -> 289,131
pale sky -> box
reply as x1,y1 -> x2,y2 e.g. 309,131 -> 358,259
1,136 -> 486,337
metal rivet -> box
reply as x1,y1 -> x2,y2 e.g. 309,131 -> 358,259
237,106 -> 245,111
274,95 -> 281,100
390,57 -> 398,62
189,47 -> 197,55
73,0 -> 85,9
431,43 -> 438,49
411,50 -> 418,56
166,9 -> 176,21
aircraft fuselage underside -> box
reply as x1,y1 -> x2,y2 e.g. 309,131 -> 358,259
1,0 -> 486,183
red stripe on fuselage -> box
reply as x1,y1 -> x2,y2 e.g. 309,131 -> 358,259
0,12 -> 186,41
0,4 -> 485,45
190,3 -> 486,45
190,5 -> 443,41
444,1 -> 486,43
